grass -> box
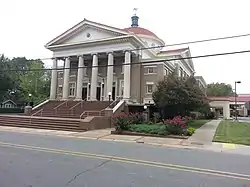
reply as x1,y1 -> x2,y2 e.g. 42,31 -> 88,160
187,119 -> 210,129
213,120 -> 250,145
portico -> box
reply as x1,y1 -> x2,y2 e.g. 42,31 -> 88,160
49,50 -> 132,101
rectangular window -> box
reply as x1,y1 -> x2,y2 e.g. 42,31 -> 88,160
146,85 -> 153,94
148,67 -> 154,74
146,82 -> 154,94
58,72 -> 63,78
58,86 -> 63,94
69,83 -> 76,96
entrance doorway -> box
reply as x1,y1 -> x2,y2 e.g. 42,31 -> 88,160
112,87 -> 115,100
82,87 -> 87,100
96,87 -> 101,101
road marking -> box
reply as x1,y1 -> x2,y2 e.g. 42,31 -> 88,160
0,141 -> 249,181
223,143 -> 236,149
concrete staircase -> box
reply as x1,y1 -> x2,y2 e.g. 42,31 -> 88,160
0,115 -> 83,131
0,99 -> 124,131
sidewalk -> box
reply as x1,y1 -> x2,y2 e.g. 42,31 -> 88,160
0,121 -> 250,155
185,120 -> 221,146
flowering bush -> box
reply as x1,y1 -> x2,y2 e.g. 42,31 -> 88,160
113,112 -> 145,132
113,113 -> 131,132
129,113 -> 144,124
164,116 -> 187,135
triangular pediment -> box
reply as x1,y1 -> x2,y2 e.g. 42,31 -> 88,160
46,19 -> 129,47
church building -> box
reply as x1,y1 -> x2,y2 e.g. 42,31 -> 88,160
46,14 -> 206,105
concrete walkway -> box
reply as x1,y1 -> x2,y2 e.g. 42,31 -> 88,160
2,120 -> 250,155
186,120 -> 221,145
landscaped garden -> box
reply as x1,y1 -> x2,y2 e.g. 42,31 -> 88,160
213,120 -> 250,145
112,113 -> 209,138
112,74 -> 213,138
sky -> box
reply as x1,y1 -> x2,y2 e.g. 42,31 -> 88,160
0,0 -> 250,93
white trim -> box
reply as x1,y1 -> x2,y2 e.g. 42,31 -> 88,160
32,99 -> 49,110
146,82 -> 154,85
45,19 -> 129,47
113,100 -> 125,113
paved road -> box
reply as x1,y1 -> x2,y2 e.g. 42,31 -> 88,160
0,131 -> 250,187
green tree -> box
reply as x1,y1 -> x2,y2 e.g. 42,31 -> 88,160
152,74 -> 208,119
206,83 -> 233,96
19,60 -> 50,104
0,54 -> 14,100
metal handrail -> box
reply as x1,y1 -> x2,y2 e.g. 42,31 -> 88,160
32,108 -> 43,116
80,109 -> 105,119
107,96 -> 122,108
69,98 -> 86,110
53,98 -> 74,110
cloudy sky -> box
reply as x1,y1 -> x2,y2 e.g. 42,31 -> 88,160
0,0 -> 249,93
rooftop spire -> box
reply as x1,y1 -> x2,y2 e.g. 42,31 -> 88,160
131,8 -> 139,27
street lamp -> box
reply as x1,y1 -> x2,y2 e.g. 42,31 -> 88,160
108,92 -> 112,103
143,105 -> 148,122
234,81 -> 241,120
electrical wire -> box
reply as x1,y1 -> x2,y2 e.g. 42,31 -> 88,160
22,32 -> 250,61
2,49 -> 250,72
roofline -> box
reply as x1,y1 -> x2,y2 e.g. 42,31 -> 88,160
45,18 -> 129,48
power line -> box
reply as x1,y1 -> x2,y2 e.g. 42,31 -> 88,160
27,32 -> 250,61
2,49 -> 250,72
131,33 -> 250,51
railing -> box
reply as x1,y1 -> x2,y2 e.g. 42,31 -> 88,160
107,96 -> 122,109
32,98 -> 49,111
31,108 -> 43,116
69,98 -> 86,111
53,98 -> 74,114
80,109 -> 105,119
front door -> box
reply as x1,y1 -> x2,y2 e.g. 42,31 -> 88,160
112,87 -> 115,101
82,87 -> 87,100
96,87 -> 101,101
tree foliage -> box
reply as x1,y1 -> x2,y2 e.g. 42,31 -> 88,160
0,55 -> 14,100
206,82 -> 234,96
152,74 -> 208,119
0,54 -> 50,105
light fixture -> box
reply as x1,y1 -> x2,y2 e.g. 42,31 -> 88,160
108,92 -> 112,96
143,105 -> 147,110
28,93 -> 32,97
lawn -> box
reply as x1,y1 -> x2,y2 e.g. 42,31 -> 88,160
213,120 -> 250,145
187,119 -> 210,129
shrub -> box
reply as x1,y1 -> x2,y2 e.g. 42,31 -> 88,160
130,113 -> 144,124
153,112 -> 161,123
164,116 -> 187,135
113,113 -> 131,132
187,127 -> 196,136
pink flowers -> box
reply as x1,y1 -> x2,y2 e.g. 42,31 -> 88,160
165,116 -> 187,128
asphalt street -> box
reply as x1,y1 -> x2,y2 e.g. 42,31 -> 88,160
0,131 -> 250,187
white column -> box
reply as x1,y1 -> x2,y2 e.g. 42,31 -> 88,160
90,54 -> 98,101
123,51 -> 131,101
105,52 -> 114,101
223,103 -> 230,119
76,55 -> 84,100
50,58 -> 58,100
62,57 -> 70,99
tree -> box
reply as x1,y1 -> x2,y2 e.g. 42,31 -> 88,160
206,83 -> 234,96
152,74 -> 208,119
0,54 -> 14,100
19,60 -> 50,104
